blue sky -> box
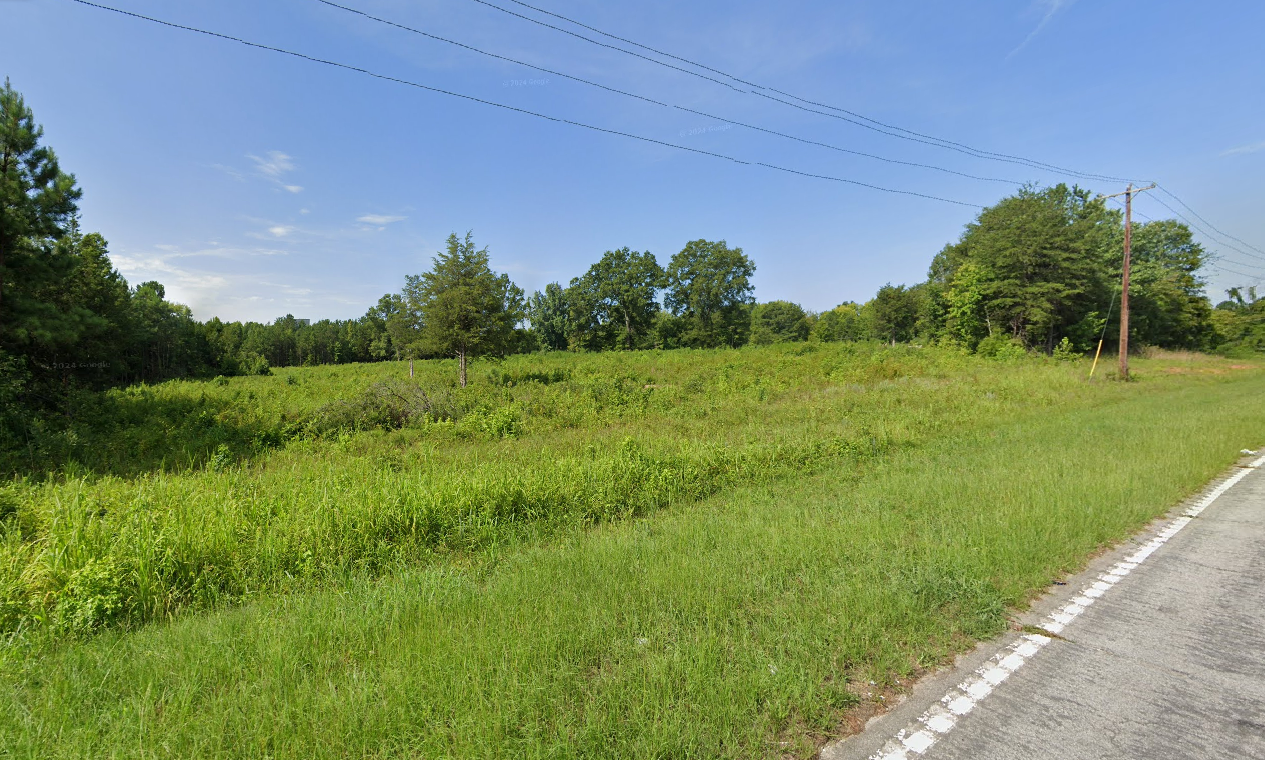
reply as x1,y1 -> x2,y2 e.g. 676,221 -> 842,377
3,0 -> 1264,321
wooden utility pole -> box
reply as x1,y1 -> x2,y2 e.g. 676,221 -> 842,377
1099,183 -> 1155,380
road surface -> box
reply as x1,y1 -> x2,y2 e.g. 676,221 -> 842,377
825,454 -> 1265,760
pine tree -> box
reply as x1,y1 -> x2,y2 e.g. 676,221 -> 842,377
414,232 -> 524,387
0,79 -> 82,349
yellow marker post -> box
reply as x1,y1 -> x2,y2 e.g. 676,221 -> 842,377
1089,339 -> 1105,379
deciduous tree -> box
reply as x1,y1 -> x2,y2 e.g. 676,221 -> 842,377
527,283 -> 570,351
749,300 -> 809,344
664,239 -> 755,348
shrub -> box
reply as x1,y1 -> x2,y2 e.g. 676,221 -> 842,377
976,334 -> 1028,361
53,557 -> 126,635
1053,337 -> 1081,362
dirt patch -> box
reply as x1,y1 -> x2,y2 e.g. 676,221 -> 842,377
839,676 -> 918,735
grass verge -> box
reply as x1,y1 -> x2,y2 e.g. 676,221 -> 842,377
2,367 -> 1263,758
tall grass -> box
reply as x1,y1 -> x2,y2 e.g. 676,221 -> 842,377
2,363 -> 1262,758
0,344 -> 1259,641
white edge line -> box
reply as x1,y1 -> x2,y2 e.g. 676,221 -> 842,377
865,454 -> 1265,759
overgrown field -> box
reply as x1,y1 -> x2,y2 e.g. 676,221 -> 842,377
0,344 -> 1095,636
1,345 -> 1264,758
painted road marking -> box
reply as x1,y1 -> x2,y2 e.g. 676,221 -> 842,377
866,454 -> 1265,760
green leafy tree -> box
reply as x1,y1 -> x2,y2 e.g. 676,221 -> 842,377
379,292 -> 423,361
943,261 -> 990,348
567,248 -> 664,350
749,300 -> 810,344
1122,220 -> 1213,350
528,282 -> 570,351
562,278 -> 604,352
362,294 -> 400,360
664,239 -> 755,348
867,284 -> 921,344
1212,287 -> 1265,355
414,232 -> 524,387
929,184 -> 1116,351
812,302 -> 868,342
129,281 -> 207,381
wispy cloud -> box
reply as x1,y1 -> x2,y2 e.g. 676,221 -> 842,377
244,224 -> 298,240
357,214 -> 407,225
110,244 -> 306,321
210,163 -> 245,181
249,151 -> 295,178
1008,0 -> 1074,59
245,150 -> 304,193
1221,140 -> 1265,157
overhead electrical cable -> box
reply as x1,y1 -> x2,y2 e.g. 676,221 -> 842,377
1207,262 -> 1265,282
67,0 -> 983,209
1154,184 -> 1265,258
1146,194 -> 1265,264
497,0 -> 1265,281
324,0 -> 1258,262
464,0 -> 1144,185
1104,197 -> 1265,274
314,0 -> 1021,185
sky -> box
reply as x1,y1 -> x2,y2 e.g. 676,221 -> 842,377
3,0 -> 1264,322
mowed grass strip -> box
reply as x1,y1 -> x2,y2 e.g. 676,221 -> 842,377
3,371 -> 1263,759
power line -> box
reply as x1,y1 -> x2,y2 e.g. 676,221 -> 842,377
1154,184 -> 1265,258
1146,193 -> 1265,264
315,0 -> 1022,185
68,0 -> 984,209
1105,196 -> 1265,274
463,0 -> 746,93
1207,261 -> 1265,282
1204,245 -> 1265,272
465,0 -> 1265,269
480,0 -> 1265,262
466,0 -> 1143,185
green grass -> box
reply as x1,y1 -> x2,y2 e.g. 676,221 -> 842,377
1,345 -> 1264,757
3,344 -> 1113,636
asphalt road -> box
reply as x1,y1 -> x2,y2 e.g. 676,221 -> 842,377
825,455 -> 1265,760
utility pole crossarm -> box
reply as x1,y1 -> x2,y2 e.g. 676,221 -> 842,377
1099,183 -> 1157,201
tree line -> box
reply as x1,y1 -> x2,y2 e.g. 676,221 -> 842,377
4,77 -> 1263,446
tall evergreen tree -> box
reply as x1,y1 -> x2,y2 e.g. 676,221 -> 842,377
415,232 -> 524,387
0,79 -> 83,357
57,227 -> 133,386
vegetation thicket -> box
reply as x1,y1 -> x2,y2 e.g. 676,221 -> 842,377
1,346 -> 1263,759
4,78 -> 1264,464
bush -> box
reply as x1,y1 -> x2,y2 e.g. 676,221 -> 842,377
1053,337 -> 1081,362
53,556 -> 126,635
305,381 -> 463,437
975,334 -> 1029,361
